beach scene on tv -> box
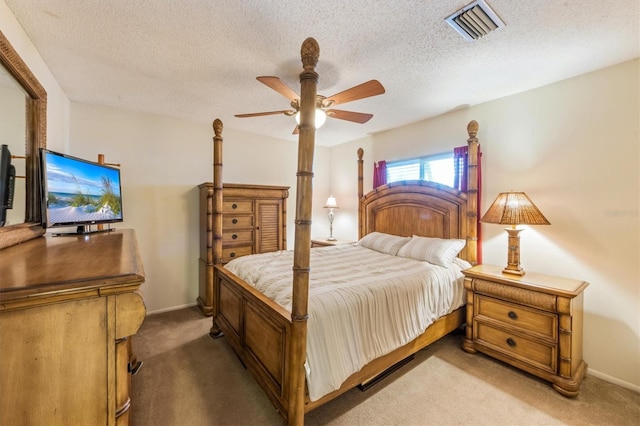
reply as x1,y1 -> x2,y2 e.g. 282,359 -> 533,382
44,152 -> 123,226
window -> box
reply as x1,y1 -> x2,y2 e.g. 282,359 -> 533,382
386,152 -> 454,187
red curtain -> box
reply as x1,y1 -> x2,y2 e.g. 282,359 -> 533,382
373,160 -> 387,188
454,146 -> 483,264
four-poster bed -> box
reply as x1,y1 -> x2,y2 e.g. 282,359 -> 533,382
207,38 -> 480,425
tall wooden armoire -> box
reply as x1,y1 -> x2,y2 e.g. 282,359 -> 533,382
197,183 -> 288,315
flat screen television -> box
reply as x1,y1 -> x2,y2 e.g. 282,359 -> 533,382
40,149 -> 123,235
0,144 -> 16,227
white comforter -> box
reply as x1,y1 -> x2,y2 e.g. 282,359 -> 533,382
224,243 -> 468,401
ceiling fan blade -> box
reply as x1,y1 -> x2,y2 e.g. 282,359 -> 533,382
234,110 -> 293,118
326,109 -> 374,124
257,76 -> 299,101
325,80 -> 385,106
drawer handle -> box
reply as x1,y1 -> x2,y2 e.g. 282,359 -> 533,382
230,252 -> 236,258
506,337 -> 516,347
232,234 -> 238,240
508,311 -> 518,320
232,218 -> 238,224
232,203 -> 238,209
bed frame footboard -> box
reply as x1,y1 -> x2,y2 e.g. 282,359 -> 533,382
214,265 -> 293,416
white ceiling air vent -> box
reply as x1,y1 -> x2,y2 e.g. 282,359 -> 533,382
445,0 -> 505,42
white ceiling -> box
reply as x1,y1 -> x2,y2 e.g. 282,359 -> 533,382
5,0 -> 639,147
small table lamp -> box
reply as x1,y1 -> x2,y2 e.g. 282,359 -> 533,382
481,191 -> 550,276
324,195 -> 339,241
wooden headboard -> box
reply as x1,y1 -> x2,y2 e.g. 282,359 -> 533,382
360,181 -> 467,234
356,121 -> 480,265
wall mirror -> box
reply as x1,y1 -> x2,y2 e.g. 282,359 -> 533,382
0,30 -> 47,249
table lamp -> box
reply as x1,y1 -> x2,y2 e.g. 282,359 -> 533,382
324,195 -> 339,241
481,191 -> 550,275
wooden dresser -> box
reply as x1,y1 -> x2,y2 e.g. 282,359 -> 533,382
0,229 -> 146,425
461,264 -> 588,397
198,183 -> 288,315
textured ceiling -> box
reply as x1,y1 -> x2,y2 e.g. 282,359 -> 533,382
5,0 -> 639,147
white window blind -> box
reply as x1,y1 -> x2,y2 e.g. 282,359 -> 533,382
386,160 -> 420,182
387,152 -> 454,187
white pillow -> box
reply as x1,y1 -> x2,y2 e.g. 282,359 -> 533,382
357,232 -> 410,256
396,235 -> 466,267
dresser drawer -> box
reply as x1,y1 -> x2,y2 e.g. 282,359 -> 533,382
223,200 -> 253,214
475,322 -> 557,373
476,295 -> 557,341
222,245 -> 253,263
223,230 -> 253,244
223,215 -> 254,228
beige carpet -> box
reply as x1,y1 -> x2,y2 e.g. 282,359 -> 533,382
131,307 -> 639,426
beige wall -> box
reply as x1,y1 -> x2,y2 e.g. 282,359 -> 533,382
69,103 -> 331,313
331,59 -> 640,391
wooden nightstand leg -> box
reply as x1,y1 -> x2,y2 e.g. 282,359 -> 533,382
461,338 -> 477,353
551,360 -> 588,397
461,277 -> 477,353
554,295 -> 586,397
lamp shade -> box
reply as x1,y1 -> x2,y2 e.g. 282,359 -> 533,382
324,195 -> 339,209
481,191 -> 550,225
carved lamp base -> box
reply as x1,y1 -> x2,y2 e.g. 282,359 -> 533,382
502,227 -> 525,276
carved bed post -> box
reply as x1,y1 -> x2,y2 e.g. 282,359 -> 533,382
357,148 -> 364,239
465,120 -> 479,266
288,37 -> 319,426
209,118 -> 224,337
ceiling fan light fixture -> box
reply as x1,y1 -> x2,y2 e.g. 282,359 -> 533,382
445,0 -> 505,42
295,109 -> 327,129
235,77 -> 384,131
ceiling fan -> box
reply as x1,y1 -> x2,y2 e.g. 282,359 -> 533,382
235,76 -> 385,134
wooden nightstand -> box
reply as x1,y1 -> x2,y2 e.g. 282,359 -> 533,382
461,264 -> 588,397
311,238 -> 354,248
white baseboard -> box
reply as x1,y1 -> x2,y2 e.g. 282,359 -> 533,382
146,302 -> 197,316
588,368 -> 640,393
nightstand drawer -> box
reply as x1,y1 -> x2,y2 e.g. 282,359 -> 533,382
475,322 -> 556,373
476,295 -> 557,340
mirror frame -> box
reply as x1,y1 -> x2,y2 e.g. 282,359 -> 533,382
0,31 -> 47,249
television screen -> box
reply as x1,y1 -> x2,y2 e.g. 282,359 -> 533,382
41,149 -> 123,232
0,144 -> 16,227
